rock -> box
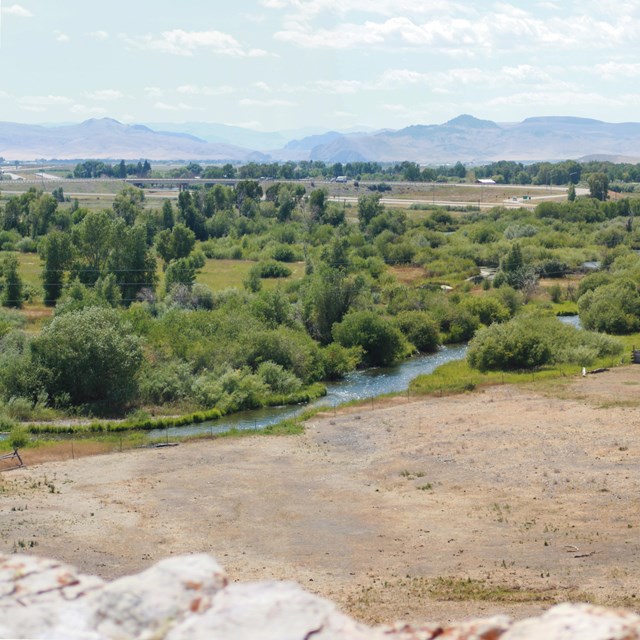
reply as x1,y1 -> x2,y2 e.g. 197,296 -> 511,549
166,581 -> 375,640
0,554 -> 104,640
1,554 -> 640,640
503,603 -> 640,640
86,554 -> 228,640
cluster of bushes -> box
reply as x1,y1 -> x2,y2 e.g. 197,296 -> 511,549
467,315 -> 623,371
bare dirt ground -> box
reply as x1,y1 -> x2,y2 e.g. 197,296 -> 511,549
1,367 -> 640,625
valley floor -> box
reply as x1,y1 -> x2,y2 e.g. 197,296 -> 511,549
1,367 -> 640,625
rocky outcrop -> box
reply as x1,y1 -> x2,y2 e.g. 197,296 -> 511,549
1,553 -> 639,640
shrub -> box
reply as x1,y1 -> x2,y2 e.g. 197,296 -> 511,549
30,307 -> 143,409
467,315 -> 623,372
394,311 -> 440,353
319,343 -> 362,380
8,425 -> 29,449
578,279 -> 640,334
257,261 -> 292,278
467,317 -> 553,371
333,311 -> 408,367
257,361 -> 302,394
271,244 -> 298,263
138,360 -> 194,404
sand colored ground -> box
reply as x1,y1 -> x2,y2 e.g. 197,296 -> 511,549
1,367 -> 640,625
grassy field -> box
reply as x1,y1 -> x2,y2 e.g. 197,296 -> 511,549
16,251 -> 306,320
195,258 -> 306,291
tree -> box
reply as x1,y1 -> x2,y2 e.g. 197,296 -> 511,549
39,230 -> 73,306
578,279 -> 640,334
394,311 -> 440,353
588,172 -> 609,201
112,186 -> 145,225
357,193 -> 383,229
155,223 -> 195,267
304,265 -> 365,344
568,183 -> 576,202
70,210 -> 115,284
161,200 -> 175,230
27,193 -> 58,237
1,254 -> 24,308
30,307 -> 143,409
333,310 -> 406,367
109,223 -> 157,304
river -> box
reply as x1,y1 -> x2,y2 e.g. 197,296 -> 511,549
147,344 -> 468,439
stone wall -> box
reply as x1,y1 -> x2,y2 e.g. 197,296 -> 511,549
1,553 -> 639,639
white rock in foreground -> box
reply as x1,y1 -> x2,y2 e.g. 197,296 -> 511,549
1,553 -> 640,640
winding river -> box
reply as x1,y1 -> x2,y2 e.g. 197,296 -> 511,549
147,344 -> 468,439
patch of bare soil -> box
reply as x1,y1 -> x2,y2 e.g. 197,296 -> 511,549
1,367 -> 640,625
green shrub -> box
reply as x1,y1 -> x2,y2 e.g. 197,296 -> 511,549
394,311 -> 441,353
468,316 -> 552,371
319,343 -> 362,380
257,361 -> 302,394
333,311 -> 408,367
257,261 -> 292,278
8,425 -> 29,449
578,279 -> 640,334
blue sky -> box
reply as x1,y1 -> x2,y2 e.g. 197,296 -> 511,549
1,0 -> 640,131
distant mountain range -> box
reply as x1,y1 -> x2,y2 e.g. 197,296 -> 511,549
2,115 -> 640,164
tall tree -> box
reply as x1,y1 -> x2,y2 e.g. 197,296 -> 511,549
1,254 -> 24,308
39,230 -> 73,306
588,172 -> 609,201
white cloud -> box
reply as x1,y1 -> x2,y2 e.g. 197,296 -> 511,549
70,104 -> 108,116
269,4 -> 640,53
121,30 -> 269,57
144,87 -> 164,98
1,4 -> 32,17
593,62 -> 640,78
239,98 -> 297,107
310,79 -> 363,94
19,95 -> 72,107
85,89 -> 124,101
89,30 -> 110,40
487,91 -> 622,109
253,81 -> 272,92
176,84 -> 235,96
261,0 -> 466,19
153,101 -> 203,111
54,30 -> 70,43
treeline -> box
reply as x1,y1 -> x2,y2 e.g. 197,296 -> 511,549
73,159 -> 152,179
2,177 -> 640,421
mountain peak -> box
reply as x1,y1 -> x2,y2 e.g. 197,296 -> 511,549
445,114 -> 499,129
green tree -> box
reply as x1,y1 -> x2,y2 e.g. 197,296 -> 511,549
304,265 -> 365,344
567,183 -> 576,202
39,230 -> 73,306
161,200 -> 175,230
112,186 -> 145,225
578,279 -> 640,334
588,172 -> 609,201
30,307 -> 143,409
333,310 -> 406,367
70,210 -> 115,284
357,193 -> 383,229
1,254 -> 24,308
156,223 -> 196,267
109,223 -> 157,304
394,311 -> 440,353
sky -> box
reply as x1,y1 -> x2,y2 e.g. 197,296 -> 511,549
1,0 -> 640,132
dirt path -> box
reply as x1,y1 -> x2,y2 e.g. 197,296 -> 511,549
2,368 -> 640,624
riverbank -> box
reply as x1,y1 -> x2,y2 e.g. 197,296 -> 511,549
2,365 -> 640,625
